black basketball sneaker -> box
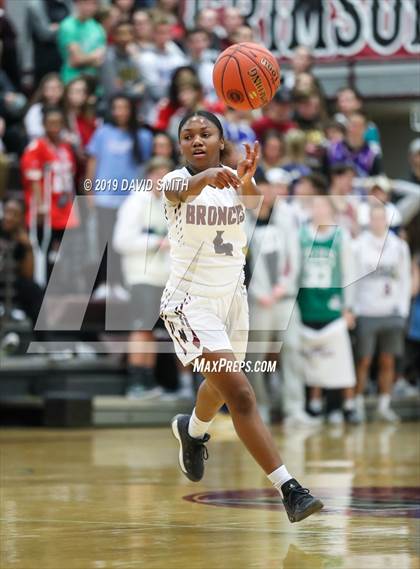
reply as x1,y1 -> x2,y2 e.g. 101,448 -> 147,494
171,414 -> 210,482
281,478 -> 324,523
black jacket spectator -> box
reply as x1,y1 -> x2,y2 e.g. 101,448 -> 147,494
0,10 -> 21,90
27,0 -> 72,84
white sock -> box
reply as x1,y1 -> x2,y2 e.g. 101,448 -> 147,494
309,398 -> 322,413
378,393 -> 391,412
268,465 -> 293,496
188,408 -> 213,439
343,398 -> 355,412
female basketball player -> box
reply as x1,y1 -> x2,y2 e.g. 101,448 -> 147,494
160,110 -> 323,523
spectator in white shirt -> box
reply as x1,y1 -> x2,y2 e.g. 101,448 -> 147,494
136,16 -> 187,122
246,170 -> 318,426
113,156 -> 173,398
352,204 -> 411,422
357,176 -> 402,231
131,9 -> 153,51
184,28 -> 217,101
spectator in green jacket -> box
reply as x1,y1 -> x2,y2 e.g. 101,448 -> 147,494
58,0 -> 106,84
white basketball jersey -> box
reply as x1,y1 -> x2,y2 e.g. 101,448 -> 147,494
161,166 -> 247,297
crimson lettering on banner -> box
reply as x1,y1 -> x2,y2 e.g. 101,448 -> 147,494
182,0 -> 420,59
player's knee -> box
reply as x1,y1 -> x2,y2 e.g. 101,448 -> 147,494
230,385 -> 256,415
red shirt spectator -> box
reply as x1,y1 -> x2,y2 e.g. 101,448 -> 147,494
155,98 -> 225,131
21,110 -> 78,230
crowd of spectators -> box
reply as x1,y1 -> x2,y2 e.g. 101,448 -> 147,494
0,0 -> 419,424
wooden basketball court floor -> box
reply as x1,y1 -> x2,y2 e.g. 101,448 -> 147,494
1,418 -> 419,569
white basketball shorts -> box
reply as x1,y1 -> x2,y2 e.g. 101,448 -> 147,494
160,285 -> 249,366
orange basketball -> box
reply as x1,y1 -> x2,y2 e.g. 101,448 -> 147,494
212,42 -> 281,110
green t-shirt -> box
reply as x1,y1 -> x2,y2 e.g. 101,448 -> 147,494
298,224 -> 344,324
58,16 -> 106,83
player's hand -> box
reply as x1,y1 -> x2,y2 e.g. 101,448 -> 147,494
205,167 -> 241,190
237,142 -> 260,183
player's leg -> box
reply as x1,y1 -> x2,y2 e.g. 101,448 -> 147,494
194,377 -> 225,422
200,350 -> 323,522
171,366 -> 226,482
200,350 -> 281,472
171,375 -> 224,482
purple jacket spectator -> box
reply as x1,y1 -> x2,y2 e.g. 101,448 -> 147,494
327,140 -> 382,178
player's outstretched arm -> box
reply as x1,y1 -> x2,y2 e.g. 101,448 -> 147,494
164,167 -> 241,203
